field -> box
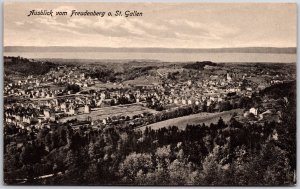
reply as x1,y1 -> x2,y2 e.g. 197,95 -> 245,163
137,109 -> 244,131
123,75 -> 162,86
91,82 -> 125,89
59,104 -> 157,122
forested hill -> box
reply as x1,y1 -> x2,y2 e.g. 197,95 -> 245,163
183,61 -> 218,70
259,81 -> 296,100
4,56 -> 55,75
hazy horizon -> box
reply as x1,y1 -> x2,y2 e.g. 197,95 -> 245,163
4,51 -> 296,63
4,46 -> 297,54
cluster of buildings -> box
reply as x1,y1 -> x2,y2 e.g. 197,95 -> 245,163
140,73 -> 254,108
4,64 -> 292,131
243,96 -> 286,123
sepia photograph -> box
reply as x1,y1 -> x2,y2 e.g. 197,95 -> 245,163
3,2 -> 297,186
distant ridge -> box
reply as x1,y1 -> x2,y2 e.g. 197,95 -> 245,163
4,46 -> 297,54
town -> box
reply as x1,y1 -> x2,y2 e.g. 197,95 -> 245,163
4,56 -> 296,185
4,56 -> 295,132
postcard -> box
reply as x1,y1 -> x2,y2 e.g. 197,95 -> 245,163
3,2 -> 297,186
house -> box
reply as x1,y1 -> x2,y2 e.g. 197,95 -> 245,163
60,103 -> 66,111
227,73 -> 232,82
41,91 -> 46,98
218,97 -> 223,102
207,100 -> 212,106
43,109 -> 54,118
68,105 -> 77,115
22,116 -> 32,124
174,99 -> 179,104
249,107 -> 258,116
210,96 -> 217,102
96,99 -> 103,107
100,92 -> 106,100
84,105 -> 90,114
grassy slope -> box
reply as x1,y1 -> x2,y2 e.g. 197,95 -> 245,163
137,109 -> 244,131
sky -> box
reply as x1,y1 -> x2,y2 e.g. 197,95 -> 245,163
4,2 -> 297,48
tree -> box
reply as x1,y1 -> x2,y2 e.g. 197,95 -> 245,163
65,84 -> 80,93
168,159 -> 197,185
59,129 -> 67,146
119,152 -> 153,183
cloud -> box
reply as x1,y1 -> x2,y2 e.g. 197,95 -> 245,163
4,3 -> 296,48
15,21 -> 24,26
11,3 -> 240,45
21,13 -> 168,39
166,19 -> 239,40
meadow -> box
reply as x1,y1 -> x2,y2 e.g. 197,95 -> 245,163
138,108 -> 244,131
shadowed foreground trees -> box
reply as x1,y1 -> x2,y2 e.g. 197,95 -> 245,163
4,113 -> 296,185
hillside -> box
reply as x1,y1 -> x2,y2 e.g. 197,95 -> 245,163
183,61 -> 218,70
259,80 -> 296,100
4,56 -> 55,75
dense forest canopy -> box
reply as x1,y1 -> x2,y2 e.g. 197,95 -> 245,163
183,61 -> 218,70
4,57 -> 56,75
